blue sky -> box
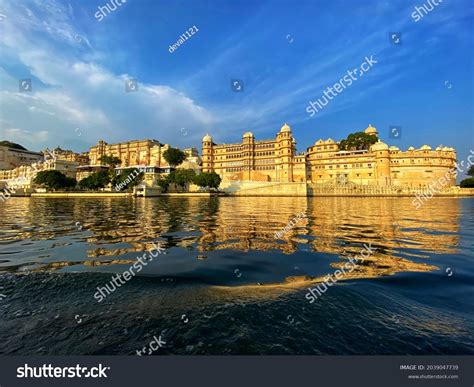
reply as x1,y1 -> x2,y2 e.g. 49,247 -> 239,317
0,0 -> 473,177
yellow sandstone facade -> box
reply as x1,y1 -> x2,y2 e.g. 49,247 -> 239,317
202,124 -> 307,183
0,159 -> 79,189
83,140 -> 202,188
43,147 -> 89,165
202,124 -> 457,189
88,139 -> 170,169
0,145 -> 43,170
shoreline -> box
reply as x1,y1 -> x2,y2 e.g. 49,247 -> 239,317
5,191 -> 474,198
27,192 -> 216,198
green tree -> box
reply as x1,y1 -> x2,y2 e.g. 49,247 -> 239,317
460,178 -> 474,188
78,170 -> 111,190
163,147 -> 186,168
112,168 -> 144,191
33,170 -> 76,190
209,172 -> 222,189
99,155 -> 122,168
193,173 -> 207,189
167,169 -> 196,191
65,176 -> 77,189
156,175 -> 170,192
339,132 -> 378,151
193,172 -> 221,189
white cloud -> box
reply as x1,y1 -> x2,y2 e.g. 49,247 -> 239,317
0,0 -> 216,152
2,127 -> 49,144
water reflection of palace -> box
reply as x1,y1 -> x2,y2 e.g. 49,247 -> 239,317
188,196 -> 460,258
0,197 -> 461,277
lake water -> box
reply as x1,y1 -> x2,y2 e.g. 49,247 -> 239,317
0,196 -> 473,355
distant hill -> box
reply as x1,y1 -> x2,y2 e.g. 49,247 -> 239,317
0,140 -> 28,150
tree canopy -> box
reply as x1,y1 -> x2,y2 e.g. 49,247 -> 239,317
78,170 -> 111,190
168,169 -> 196,190
460,177 -> 474,188
193,172 -> 222,189
339,132 -> 378,151
156,175 -> 170,192
156,169 -> 213,192
33,170 -> 76,190
163,147 -> 186,167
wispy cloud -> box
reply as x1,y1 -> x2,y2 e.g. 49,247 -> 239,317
0,0 -> 216,151
0,0 -> 471,154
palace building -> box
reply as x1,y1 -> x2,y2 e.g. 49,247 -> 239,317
202,124 -> 307,183
43,147 -> 89,165
0,144 -> 43,170
75,139 -> 173,185
86,139 -> 201,172
88,139 -> 170,169
0,158 -> 79,189
202,124 -> 457,189
79,139 -> 202,187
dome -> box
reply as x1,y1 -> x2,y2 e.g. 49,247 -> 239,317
408,146 -> 415,151
442,146 -> 450,151
389,146 -> 400,151
243,131 -> 254,138
315,139 -> 324,145
202,134 -> 213,142
364,124 -> 378,135
420,145 -> 432,151
370,140 -> 389,151
436,146 -> 442,151
326,138 -> 335,144
280,123 -> 291,132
